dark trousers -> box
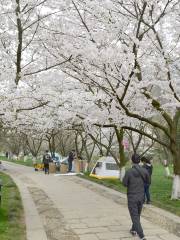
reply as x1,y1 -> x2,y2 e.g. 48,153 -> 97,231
68,160 -> 72,172
44,163 -> 49,174
128,198 -> 144,239
144,184 -> 151,203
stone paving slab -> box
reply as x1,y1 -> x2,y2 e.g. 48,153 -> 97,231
8,173 -> 48,240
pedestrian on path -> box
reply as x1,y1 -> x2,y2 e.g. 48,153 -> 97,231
141,156 -> 153,204
42,150 -> 51,174
123,153 -> 150,240
67,150 -> 75,172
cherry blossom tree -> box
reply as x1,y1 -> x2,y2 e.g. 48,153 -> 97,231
1,0 -> 180,199
46,0 -> 180,198
0,0 -> 71,85
0,0 -> 72,129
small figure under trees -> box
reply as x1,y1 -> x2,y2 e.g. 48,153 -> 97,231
42,150 -> 51,174
163,159 -> 171,178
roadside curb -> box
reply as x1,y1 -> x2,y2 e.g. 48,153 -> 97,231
143,204 -> 180,237
4,165 -> 48,240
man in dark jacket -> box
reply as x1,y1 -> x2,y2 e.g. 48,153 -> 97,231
43,150 -> 51,174
68,150 -> 75,172
141,156 -> 153,204
123,154 -> 150,240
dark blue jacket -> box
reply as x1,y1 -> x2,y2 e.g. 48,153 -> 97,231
143,163 -> 153,184
68,151 -> 75,162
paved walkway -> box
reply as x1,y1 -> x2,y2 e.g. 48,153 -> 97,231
2,161 -> 180,240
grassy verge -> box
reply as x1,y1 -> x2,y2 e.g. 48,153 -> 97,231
150,166 -> 180,216
0,156 -> 41,167
0,172 -> 26,240
79,165 -> 180,217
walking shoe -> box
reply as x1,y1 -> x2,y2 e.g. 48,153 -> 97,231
130,229 -> 137,236
140,237 -> 147,240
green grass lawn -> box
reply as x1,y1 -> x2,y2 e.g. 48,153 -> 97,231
0,156 -> 41,167
80,165 -> 180,217
0,172 -> 26,240
150,165 -> 180,216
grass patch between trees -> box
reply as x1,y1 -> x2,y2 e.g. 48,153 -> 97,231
0,156 -> 41,167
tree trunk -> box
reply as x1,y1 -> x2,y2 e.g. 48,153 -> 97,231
15,0 -> 23,85
171,149 -> 180,199
51,134 -> 56,157
75,132 -> 80,158
164,166 -> 170,177
171,175 -> 180,200
170,112 -> 180,199
119,166 -> 126,182
114,127 -> 126,181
